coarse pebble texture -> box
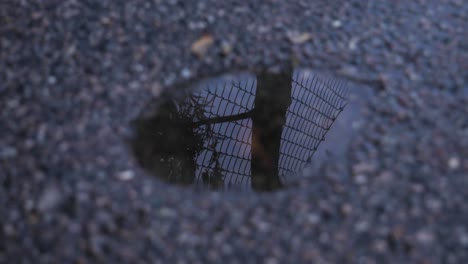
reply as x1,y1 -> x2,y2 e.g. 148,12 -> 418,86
1,0 -> 468,263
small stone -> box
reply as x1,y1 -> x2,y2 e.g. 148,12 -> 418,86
416,230 -> 434,245
129,81 -> 139,90
0,146 -> 17,159
265,257 -> 279,264
221,243 -> 233,254
25,199 -> 35,210
220,41 -> 232,55
354,174 -> 367,185
411,183 -> 424,193
207,15 -> 215,24
353,162 -> 376,174
253,220 -> 271,232
158,207 -> 176,218
348,37 -> 359,50
341,203 -> 353,216
426,198 -> 442,212
181,68 -> 192,79
117,170 -> 134,181
161,71 -> 177,86
47,75 -> 57,85
448,156 -> 460,170
332,20 -> 342,28
37,186 -> 62,212
377,171 -> 394,183
306,213 -> 320,224
406,68 -> 421,81
373,239 -> 387,253
100,16 -> 111,25
459,232 -> 468,247
188,21 -> 207,30
191,34 -> 214,58
177,232 -> 201,245
4,224 -> 15,236
355,221 -> 369,232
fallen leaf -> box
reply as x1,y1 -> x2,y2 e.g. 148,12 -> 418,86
191,34 -> 214,57
287,32 -> 312,44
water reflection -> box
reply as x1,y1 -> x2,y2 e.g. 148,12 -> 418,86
131,69 -> 349,191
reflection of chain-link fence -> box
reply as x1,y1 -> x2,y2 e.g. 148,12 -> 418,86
184,70 -> 349,189
279,71 -> 348,179
187,74 -> 257,189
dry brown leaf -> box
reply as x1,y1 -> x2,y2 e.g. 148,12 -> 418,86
191,34 -> 214,57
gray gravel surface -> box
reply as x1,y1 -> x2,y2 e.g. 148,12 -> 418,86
1,0 -> 468,263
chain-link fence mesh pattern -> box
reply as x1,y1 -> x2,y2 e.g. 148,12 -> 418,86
189,74 -> 257,188
279,71 -> 349,179
181,70 -> 349,189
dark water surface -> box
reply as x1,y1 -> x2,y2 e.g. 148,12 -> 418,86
131,69 -> 371,191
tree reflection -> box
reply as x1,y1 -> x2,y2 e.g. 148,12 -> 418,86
250,71 -> 292,191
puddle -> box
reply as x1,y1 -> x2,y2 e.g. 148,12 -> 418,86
130,69 -> 372,191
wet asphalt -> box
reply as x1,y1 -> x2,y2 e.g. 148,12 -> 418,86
1,0 -> 468,263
